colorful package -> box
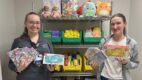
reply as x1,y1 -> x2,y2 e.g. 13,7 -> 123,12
104,44 -> 128,56
8,47 -> 39,72
62,0 -> 79,17
85,47 -> 106,65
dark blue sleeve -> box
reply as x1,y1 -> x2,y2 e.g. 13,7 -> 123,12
47,39 -> 54,53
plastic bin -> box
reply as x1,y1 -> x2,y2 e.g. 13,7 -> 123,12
63,55 -> 82,71
55,65 -> 61,71
83,31 -> 104,43
42,31 -> 52,41
52,37 -> 61,43
83,57 -> 93,71
51,31 -> 61,43
62,31 -> 82,43
42,31 -> 61,43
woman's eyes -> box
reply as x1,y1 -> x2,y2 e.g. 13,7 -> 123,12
28,21 -> 40,25
111,22 -> 121,26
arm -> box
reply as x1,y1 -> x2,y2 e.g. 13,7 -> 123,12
47,39 -> 54,53
123,42 -> 139,69
46,39 -> 55,71
90,38 -> 106,69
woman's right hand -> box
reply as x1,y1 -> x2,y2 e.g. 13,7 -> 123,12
90,60 -> 99,69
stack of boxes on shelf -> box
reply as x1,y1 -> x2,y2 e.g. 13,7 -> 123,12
40,0 -> 112,80
53,52 -> 94,72
42,27 -> 103,44
41,0 -> 111,44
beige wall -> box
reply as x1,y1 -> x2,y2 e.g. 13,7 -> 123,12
129,0 -> 142,80
0,0 -> 16,80
15,0 -> 33,36
0,60 -> 2,80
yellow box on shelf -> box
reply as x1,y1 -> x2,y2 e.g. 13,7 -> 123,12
63,55 -> 82,71
83,57 -> 93,71
55,65 -> 61,71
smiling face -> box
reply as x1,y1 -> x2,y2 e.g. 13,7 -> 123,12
25,14 -> 41,35
110,16 -> 126,37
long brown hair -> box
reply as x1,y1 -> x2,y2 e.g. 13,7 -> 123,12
21,12 -> 40,37
110,13 -> 127,35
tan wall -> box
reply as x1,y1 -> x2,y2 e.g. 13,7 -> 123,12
0,60 -> 2,80
0,0 -> 16,80
129,0 -> 142,79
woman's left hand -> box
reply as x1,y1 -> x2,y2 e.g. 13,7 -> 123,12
115,56 -> 128,65
47,64 -> 55,71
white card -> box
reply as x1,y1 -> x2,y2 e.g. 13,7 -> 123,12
43,53 -> 64,65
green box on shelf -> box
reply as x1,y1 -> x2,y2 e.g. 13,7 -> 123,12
84,37 -> 101,43
52,37 -> 61,43
62,31 -> 82,43
42,31 -> 52,41
42,31 -> 62,43
83,31 -> 104,43
51,35 -> 61,43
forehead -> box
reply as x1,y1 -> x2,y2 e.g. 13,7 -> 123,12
111,16 -> 123,23
27,14 -> 40,21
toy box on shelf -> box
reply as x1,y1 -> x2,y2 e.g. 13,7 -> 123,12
42,31 -> 52,41
51,30 -> 62,43
83,56 -> 93,71
55,65 -> 61,71
62,30 -> 82,44
63,54 -> 82,71
83,26 -> 104,43
42,30 -> 61,43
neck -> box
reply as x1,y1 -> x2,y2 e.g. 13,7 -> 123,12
28,32 -> 39,38
28,32 -> 39,43
113,34 -> 125,42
